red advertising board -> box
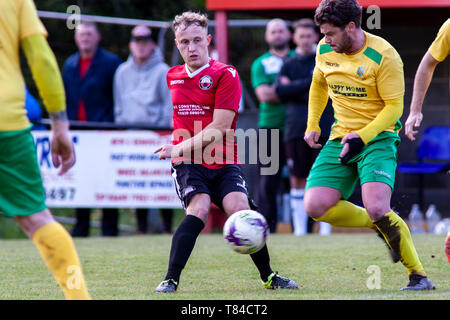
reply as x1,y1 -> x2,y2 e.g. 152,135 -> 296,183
207,0 -> 450,10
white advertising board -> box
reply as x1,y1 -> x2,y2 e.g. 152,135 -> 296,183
32,130 -> 182,208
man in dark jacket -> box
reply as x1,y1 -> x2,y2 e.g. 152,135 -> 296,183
251,19 -> 294,233
275,19 -> 334,236
62,21 -> 122,237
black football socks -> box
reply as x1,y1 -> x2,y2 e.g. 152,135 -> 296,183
250,244 -> 273,282
164,214 -> 205,283
164,215 -> 273,284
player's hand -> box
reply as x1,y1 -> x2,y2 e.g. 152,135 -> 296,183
154,144 -> 174,160
404,111 -> 423,141
304,131 -> 322,149
50,125 -> 75,176
339,132 -> 364,164
279,76 -> 291,85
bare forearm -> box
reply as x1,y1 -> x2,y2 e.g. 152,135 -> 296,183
410,52 -> 439,113
174,123 -> 227,156
255,85 -> 280,103
49,111 -> 70,135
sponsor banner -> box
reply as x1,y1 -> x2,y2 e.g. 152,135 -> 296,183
32,130 -> 182,208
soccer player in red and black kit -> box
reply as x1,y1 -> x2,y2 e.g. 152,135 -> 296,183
154,11 -> 298,293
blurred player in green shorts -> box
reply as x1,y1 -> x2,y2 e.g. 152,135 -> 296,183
304,0 -> 434,290
0,0 -> 90,299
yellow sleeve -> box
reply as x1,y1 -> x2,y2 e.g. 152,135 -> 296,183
356,96 -> 403,144
376,48 -> 405,101
428,19 -> 450,62
21,34 -> 66,113
306,65 -> 329,134
19,0 -> 48,40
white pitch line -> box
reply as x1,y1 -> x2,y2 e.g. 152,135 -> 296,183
353,290 -> 450,300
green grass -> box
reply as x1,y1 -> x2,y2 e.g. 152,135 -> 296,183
0,233 -> 448,300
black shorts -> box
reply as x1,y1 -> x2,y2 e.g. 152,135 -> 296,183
284,138 -> 324,179
171,163 -> 257,211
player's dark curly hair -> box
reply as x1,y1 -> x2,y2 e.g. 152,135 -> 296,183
314,0 -> 363,29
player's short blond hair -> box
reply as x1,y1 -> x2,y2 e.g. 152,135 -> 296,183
172,11 -> 208,33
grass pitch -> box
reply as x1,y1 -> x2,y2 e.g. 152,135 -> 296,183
1,232 -> 448,300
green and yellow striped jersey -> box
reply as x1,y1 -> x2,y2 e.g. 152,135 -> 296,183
312,31 -> 404,141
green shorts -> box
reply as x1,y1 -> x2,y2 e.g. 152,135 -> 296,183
305,132 -> 400,200
0,127 -> 47,217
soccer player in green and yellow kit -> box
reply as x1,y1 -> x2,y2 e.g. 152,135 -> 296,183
405,18 -> 449,141
0,0 -> 90,299
304,0 -> 435,290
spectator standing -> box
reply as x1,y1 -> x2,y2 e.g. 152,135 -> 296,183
114,25 -> 174,234
62,21 -> 122,237
275,19 -> 334,236
251,19 -> 295,233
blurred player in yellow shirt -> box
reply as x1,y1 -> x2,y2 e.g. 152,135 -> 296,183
304,0 -> 434,290
0,0 -> 90,299
404,18 -> 450,264
405,18 -> 449,140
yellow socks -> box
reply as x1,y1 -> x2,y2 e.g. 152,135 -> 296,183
314,200 -> 375,229
313,201 -> 426,276
32,222 -> 91,300
374,211 -> 425,276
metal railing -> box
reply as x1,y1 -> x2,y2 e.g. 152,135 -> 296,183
37,119 -> 172,131
37,10 -> 269,111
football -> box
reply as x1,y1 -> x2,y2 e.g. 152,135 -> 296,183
223,210 -> 269,254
